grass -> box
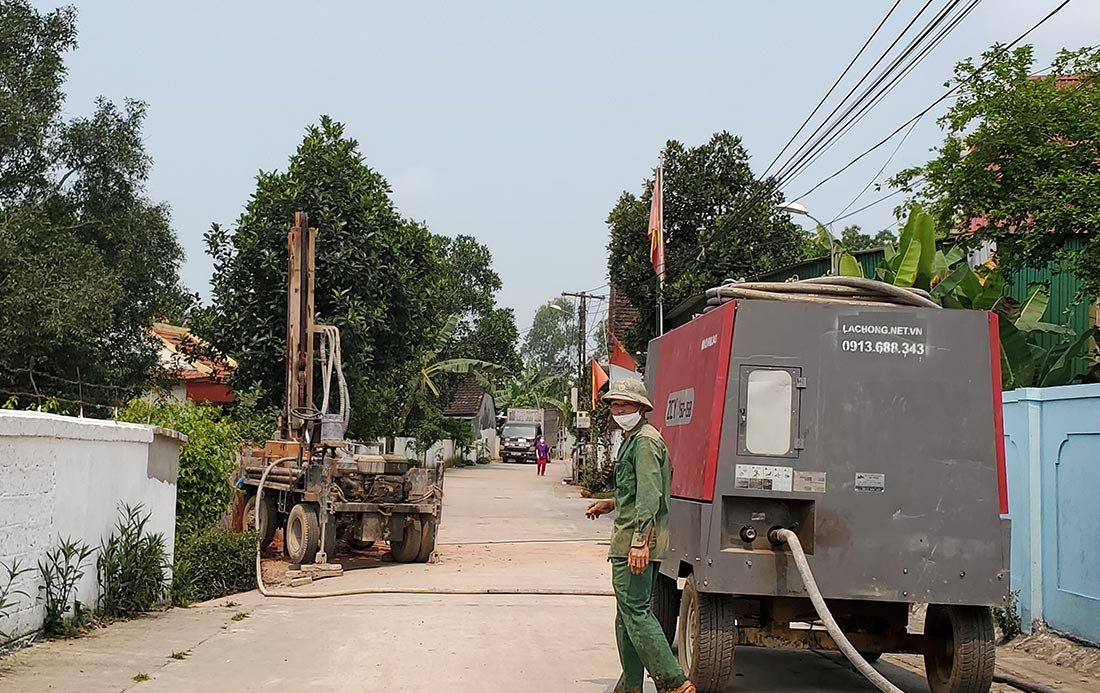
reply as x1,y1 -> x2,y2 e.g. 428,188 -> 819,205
133,673 -> 150,682
169,650 -> 189,660
231,612 -> 249,622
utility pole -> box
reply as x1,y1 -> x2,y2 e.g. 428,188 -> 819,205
561,291 -> 607,388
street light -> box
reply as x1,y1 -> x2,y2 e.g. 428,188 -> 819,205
776,201 -> 837,274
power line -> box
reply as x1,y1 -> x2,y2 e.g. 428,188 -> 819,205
780,0 -> 982,187
761,0 -> 905,179
830,115 -> 924,223
772,0 -> 942,183
792,0 -> 1076,201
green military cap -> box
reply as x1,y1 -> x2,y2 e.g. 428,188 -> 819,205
602,377 -> 653,411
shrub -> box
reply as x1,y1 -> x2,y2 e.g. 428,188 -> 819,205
475,456 -> 490,465
579,458 -> 614,494
171,528 -> 257,607
993,591 -> 1022,642
97,505 -> 170,618
38,537 -> 94,638
0,559 -> 31,640
119,399 -> 241,537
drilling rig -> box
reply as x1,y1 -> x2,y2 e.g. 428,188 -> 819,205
238,212 -> 442,565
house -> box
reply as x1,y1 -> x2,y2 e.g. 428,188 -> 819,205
442,378 -> 498,458
150,323 -> 236,404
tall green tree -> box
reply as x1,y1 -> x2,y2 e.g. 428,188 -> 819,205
198,117 -> 515,439
893,44 -> 1100,299
0,1 -> 190,405
608,132 -> 806,353
522,298 -> 576,378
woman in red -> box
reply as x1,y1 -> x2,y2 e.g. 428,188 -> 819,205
534,435 -> 550,476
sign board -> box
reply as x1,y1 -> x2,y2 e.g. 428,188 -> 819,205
575,411 -> 591,429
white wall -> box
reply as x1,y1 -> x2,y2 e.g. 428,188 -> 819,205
0,411 -> 183,644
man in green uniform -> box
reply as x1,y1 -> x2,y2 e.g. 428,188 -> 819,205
586,378 -> 695,693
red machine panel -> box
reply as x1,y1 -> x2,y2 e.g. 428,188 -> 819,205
652,301 -> 736,501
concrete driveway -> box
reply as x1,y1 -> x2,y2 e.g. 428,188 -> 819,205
0,461 -> 941,692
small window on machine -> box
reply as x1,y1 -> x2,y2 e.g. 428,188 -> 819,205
739,367 -> 799,457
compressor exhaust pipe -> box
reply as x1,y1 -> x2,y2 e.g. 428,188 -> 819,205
771,528 -> 905,693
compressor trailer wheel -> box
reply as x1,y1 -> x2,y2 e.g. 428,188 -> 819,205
923,604 -> 996,693
677,574 -> 736,693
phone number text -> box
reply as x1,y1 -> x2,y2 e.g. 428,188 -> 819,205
841,339 -> 926,356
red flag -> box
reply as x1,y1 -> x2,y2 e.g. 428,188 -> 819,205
648,166 -> 665,282
610,335 -> 638,373
592,359 -> 609,410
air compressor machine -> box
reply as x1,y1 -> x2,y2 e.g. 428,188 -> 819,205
646,284 -> 1009,693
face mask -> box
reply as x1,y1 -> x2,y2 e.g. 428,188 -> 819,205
613,412 -> 642,431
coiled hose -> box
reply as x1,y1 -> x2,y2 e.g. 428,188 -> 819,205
253,457 -> 614,599
704,277 -> 941,311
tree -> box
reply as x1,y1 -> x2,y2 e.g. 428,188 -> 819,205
198,117 -> 441,439
0,2 -> 191,406
522,298 -> 577,377
839,225 -> 897,252
893,44 -> 1100,299
198,117 -> 515,440
608,132 -> 806,353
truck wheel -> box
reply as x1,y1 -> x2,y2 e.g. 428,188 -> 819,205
924,604 -> 995,693
244,493 -> 277,549
285,503 -> 320,564
677,574 -> 736,693
416,515 -> 438,563
652,573 -> 681,646
390,515 -> 423,563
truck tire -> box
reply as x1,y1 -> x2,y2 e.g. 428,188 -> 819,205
677,574 -> 736,693
924,604 -> 995,693
415,515 -> 438,563
390,515 -> 423,563
244,493 -> 277,550
652,573 -> 681,646
286,503 -> 320,565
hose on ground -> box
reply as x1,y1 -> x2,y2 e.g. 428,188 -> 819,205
992,673 -> 1060,693
254,457 -> 614,599
772,528 -> 905,693
704,277 -> 941,311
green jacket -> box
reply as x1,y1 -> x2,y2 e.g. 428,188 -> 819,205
609,423 -> 671,560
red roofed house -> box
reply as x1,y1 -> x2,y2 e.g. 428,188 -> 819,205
442,378 -> 498,458
150,323 -> 236,404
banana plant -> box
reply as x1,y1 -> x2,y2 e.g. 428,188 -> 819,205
836,206 -> 1096,389
397,314 -> 504,433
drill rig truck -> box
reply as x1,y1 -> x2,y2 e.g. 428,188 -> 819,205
238,212 -> 443,565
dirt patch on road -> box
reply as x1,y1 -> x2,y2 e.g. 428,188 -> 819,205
1006,625 -> 1100,681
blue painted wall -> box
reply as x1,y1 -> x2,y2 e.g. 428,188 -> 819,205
1003,384 -> 1100,644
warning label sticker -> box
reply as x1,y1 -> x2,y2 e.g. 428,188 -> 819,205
855,472 -> 886,493
793,471 -> 827,493
735,464 -> 793,492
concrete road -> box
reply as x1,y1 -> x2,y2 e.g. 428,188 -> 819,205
1,461 -> 945,692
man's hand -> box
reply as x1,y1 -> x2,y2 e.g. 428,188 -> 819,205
585,499 -> 615,519
628,545 -> 650,574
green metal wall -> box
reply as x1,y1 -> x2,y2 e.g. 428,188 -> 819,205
751,241 -> 1094,340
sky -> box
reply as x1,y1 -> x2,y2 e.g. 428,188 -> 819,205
38,0 -> 1100,337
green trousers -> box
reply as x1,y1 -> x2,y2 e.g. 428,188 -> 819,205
611,558 -> 688,693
